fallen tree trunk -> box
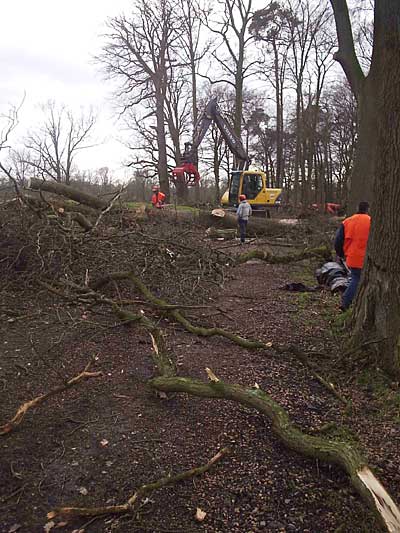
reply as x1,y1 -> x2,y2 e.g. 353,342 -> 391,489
206,227 -> 237,240
29,178 -> 107,210
236,245 -> 331,264
150,373 -> 400,533
199,211 -> 287,237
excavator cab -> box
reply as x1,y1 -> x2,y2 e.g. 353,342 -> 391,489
222,169 -> 282,214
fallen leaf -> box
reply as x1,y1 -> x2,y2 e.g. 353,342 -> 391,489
8,525 -> 21,533
195,507 -> 206,522
44,521 -> 55,532
47,512 -> 56,520
100,439 -> 109,447
78,487 -> 88,495
254,383 -> 260,389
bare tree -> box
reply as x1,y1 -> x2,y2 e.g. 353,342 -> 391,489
176,0 -> 211,201
177,0 -> 211,126
124,110 -> 160,180
250,2 -> 292,188
7,148 -> 32,186
0,99 -> 24,191
100,0 -> 178,200
205,0 -> 259,139
21,101 -> 96,185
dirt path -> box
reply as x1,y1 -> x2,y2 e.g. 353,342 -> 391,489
1,254 -> 397,532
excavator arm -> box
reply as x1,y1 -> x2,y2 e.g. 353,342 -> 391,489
172,98 -> 249,186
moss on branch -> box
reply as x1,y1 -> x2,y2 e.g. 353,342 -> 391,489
236,245 -> 331,265
149,374 -> 398,532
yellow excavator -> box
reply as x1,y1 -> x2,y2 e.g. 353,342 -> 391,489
220,170 -> 282,216
172,98 -> 283,216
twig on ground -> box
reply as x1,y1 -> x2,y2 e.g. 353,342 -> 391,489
0,362 -> 102,435
48,447 -> 229,519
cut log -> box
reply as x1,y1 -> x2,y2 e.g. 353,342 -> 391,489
206,227 -> 237,240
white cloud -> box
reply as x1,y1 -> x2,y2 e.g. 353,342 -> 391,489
0,0 -> 134,175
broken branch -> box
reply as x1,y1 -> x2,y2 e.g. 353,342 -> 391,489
0,362 -> 102,435
48,447 -> 229,519
149,374 -> 400,533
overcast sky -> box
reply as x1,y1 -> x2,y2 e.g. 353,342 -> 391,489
1,0 -> 135,177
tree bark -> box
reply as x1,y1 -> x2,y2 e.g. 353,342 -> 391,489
351,0 -> 400,378
29,178 -> 107,210
347,79 -> 378,212
330,0 -> 377,214
155,88 -> 171,201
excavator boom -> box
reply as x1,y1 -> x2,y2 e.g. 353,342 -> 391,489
172,98 -> 249,186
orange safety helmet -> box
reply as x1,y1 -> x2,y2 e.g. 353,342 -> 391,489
239,194 -> 246,201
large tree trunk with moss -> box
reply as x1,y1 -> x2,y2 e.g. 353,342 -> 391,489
350,0 -> 400,378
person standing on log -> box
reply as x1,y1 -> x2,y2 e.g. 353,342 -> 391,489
236,194 -> 252,244
335,201 -> 371,311
151,185 -> 166,209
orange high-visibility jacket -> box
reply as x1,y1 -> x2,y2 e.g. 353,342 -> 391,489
343,213 -> 371,268
151,191 -> 166,208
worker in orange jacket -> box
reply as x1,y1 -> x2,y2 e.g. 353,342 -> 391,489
151,185 -> 166,209
334,201 -> 371,310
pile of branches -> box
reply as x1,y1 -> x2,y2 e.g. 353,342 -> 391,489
0,180 -> 228,304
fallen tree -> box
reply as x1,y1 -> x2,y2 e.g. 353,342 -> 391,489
29,178 -> 108,210
236,245 -> 331,264
42,278 -> 400,532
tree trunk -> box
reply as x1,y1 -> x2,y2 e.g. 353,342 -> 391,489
29,178 -> 107,210
155,88 -> 170,201
347,79 -> 378,213
351,0 -> 400,378
273,43 -> 284,188
175,180 -> 189,203
330,0 -> 375,214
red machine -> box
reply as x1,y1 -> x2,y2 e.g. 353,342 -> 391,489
171,161 -> 200,186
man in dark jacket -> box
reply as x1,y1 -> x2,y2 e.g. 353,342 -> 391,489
334,201 -> 371,310
236,194 -> 252,244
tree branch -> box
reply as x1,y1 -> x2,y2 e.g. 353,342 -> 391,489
48,447 -> 229,519
0,362 -> 102,435
330,0 -> 366,95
